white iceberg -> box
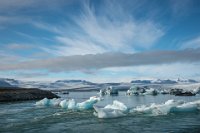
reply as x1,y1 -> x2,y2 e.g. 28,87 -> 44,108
35,98 -> 50,106
77,96 -> 101,110
173,103 -> 198,112
130,99 -> 184,116
49,98 -> 61,106
93,100 -> 128,118
104,100 -> 129,113
93,106 -> 126,118
143,88 -> 158,95
68,99 -> 77,109
130,99 -> 200,116
59,99 -> 68,108
35,98 -> 60,106
36,96 -> 102,110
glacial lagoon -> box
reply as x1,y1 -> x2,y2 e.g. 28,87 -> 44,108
1,91 -> 200,133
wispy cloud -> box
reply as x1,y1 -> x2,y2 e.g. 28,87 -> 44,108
5,43 -> 33,50
181,36 -> 200,49
170,0 -> 193,16
0,0 -> 75,13
35,1 -> 164,56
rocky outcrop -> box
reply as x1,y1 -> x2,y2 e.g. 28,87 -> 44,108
0,87 -> 59,102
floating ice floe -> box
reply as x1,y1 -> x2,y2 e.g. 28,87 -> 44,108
143,88 -> 158,95
130,99 -> 184,116
36,97 -> 200,119
93,100 -> 129,118
104,100 -> 129,113
126,86 -> 158,96
98,86 -> 119,96
173,103 -> 198,112
68,99 -> 76,109
59,99 -> 68,108
77,96 -> 101,109
130,99 -> 200,116
35,98 -> 61,106
36,96 -> 101,110
192,88 -> 200,94
94,99 -> 200,119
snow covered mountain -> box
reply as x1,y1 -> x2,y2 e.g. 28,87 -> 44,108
176,78 -> 198,83
0,78 -> 199,91
131,78 -> 199,84
0,78 -> 99,90
0,80 -> 12,87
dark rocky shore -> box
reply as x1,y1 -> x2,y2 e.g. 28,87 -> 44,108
0,87 -> 59,102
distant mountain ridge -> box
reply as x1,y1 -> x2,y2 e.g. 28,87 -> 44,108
0,78 -> 199,90
0,78 -> 99,90
131,78 -> 198,84
0,80 -> 12,87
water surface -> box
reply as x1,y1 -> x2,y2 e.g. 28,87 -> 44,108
1,91 -> 200,133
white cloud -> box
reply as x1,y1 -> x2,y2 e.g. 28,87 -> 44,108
181,36 -> 200,49
37,1 -> 164,56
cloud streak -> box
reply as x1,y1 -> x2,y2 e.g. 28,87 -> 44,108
181,36 -> 200,49
36,1 -> 164,56
0,48 -> 200,72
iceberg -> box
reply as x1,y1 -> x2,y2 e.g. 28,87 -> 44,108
173,103 -> 198,112
59,99 -> 68,108
130,99 -> 200,116
93,106 -> 126,119
126,86 -> 158,96
35,96 -> 101,110
104,100 -> 129,113
130,100 -> 184,115
36,97 -> 200,119
93,100 -> 128,118
35,98 -> 50,106
143,88 -> 158,95
192,88 -> 200,94
68,99 -> 76,109
35,98 -> 60,106
126,86 -> 146,96
49,98 -> 61,106
77,96 -> 101,110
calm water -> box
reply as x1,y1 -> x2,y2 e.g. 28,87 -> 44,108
1,91 -> 200,133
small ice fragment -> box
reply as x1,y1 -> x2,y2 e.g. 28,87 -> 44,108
59,99 -> 68,108
93,106 -> 126,119
35,98 -> 50,106
68,99 -> 76,109
76,96 -> 100,110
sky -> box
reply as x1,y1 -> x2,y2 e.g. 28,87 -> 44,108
0,0 -> 200,82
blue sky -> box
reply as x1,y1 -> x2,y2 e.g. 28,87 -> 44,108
0,0 -> 200,82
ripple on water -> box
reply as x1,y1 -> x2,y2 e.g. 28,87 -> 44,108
1,92 -> 200,133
